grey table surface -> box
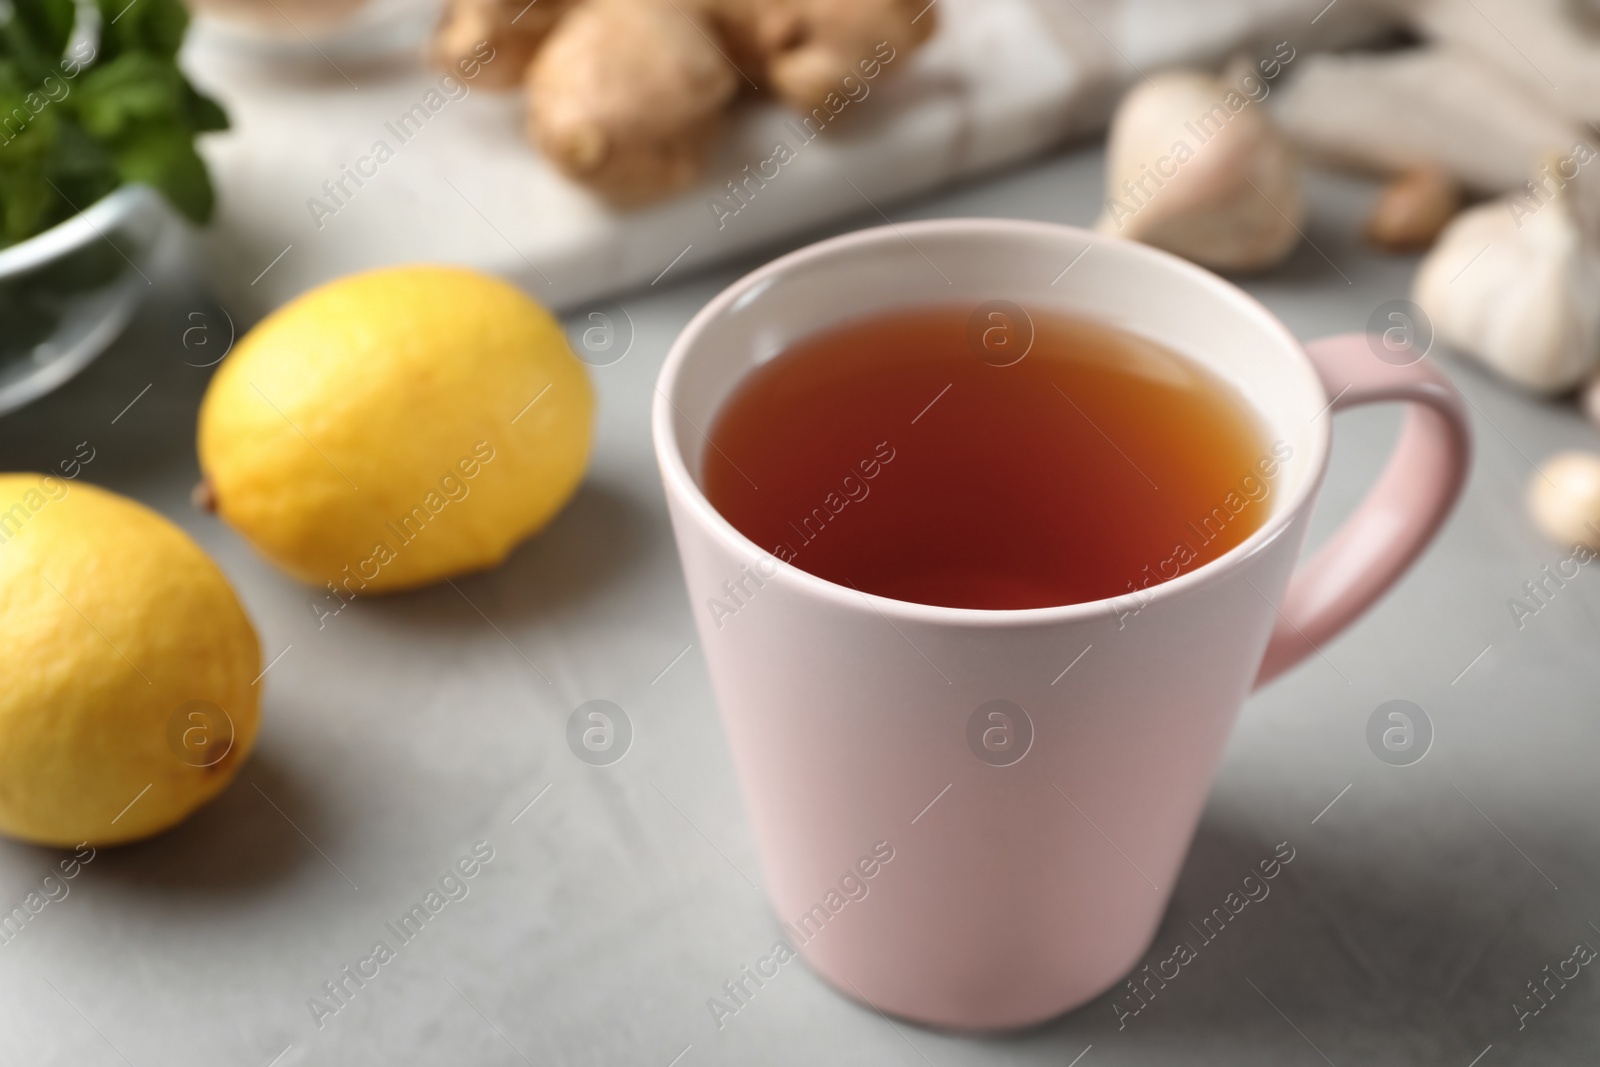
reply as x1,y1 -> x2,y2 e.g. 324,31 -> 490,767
2,143 -> 1598,1067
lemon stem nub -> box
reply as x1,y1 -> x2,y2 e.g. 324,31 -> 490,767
193,477 -> 218,513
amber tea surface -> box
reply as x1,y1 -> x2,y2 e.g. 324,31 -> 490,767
702,304 -> 1283,610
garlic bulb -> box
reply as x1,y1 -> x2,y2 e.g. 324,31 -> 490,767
1412,163 -> 1600,394
1095,66 -> 1302,272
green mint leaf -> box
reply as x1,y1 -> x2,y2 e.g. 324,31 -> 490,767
96,0 -> 188,61
0,0 -> 223,245
72,52 -> 183,138
113,123 -> 213,223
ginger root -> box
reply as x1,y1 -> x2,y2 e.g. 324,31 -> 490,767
431,0 -> 935,205
431,0 -> 578,91
707,0 -> 935,110
527,0 -> 738,205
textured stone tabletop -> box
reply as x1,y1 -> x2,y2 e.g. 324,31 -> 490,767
1,143 -> 1597,1067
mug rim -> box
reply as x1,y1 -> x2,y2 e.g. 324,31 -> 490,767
652,217 -> 1332,627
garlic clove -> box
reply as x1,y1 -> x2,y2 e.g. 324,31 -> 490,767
1582,373 -> 1600,428
1412,163 -> 1600,393
1529,451 -> 1600,550
1095,68 -> 1302,273
1365,165 -> 1461,253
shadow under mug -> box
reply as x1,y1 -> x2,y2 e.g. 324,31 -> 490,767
652,219 -> 1470,1030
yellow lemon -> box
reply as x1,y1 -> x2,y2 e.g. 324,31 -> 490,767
197,265 -> 593,595
0,476 -> 260,846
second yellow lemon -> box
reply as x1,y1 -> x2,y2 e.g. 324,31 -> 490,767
0,476 -> 260,846
198,265 -> 594,594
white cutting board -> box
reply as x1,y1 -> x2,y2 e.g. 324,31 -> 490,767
184,0 -> 1386,320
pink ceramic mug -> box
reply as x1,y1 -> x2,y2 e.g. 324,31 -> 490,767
652,219 -> 1469,1030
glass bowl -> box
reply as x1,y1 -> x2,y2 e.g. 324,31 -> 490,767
0,184 -> 167,417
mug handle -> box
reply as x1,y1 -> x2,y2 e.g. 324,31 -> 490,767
1254,333 -> 1471,687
